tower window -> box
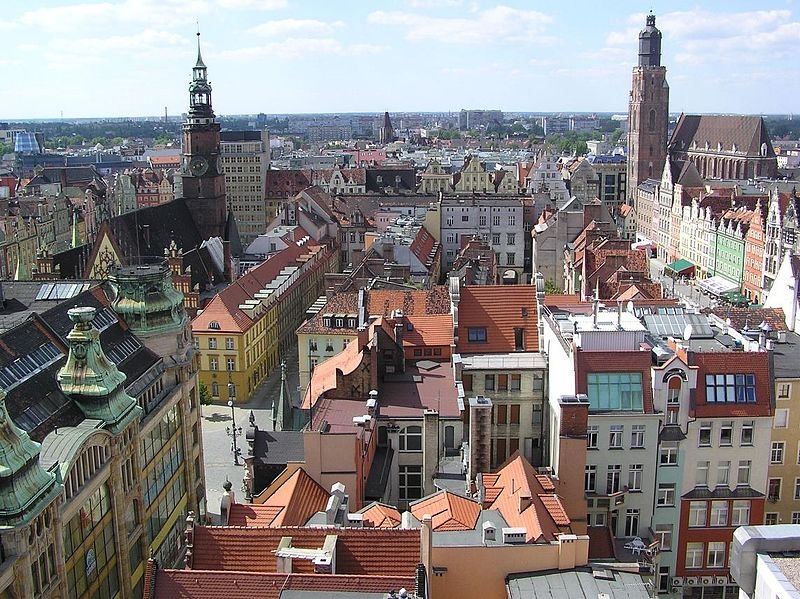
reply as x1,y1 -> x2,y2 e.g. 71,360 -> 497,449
648,109 -> 656,132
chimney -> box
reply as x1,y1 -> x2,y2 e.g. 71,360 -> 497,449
423,410 -> 439,497
419,515 -> 433,597
617,301 -> 623,330
468,396 -> 492,491
183,511 -> 195,569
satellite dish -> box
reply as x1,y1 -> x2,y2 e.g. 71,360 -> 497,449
683,323 -> 693,341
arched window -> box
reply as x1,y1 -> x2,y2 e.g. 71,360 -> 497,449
648,109 -> 656,132
211,382 -> 219,397
667,377 -> 681,404
399,425 -> 422,452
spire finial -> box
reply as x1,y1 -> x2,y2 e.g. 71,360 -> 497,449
194,22 -> 206,69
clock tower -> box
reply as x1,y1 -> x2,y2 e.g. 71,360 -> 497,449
181,31 -> 228,240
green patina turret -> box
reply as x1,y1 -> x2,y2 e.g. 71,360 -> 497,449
108,258 -> 187,337
0,389 -> 60,527
57,307 -> 141,434
272,361 -> 294,431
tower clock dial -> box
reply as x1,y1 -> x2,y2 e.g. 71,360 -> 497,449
189,156 -> 209,176
216,155 -> 224,175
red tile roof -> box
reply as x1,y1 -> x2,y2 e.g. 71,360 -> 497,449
150,569 -> 415,599
265,169 -> 311,197
403,314 -> 453,348
296,292 -> 360,335
481,453 -> 572,543
358,502 -> 402,528
707,307 -> 787,332
366,286 -> 451,317
409,226 -> 439,270
410,491 -> 481,531
456,285 -> 538,354
190,526 -> 421,576
302,334 -> 364,409
228,468 -> 329,527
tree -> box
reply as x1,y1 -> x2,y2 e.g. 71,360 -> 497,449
199,382 -> 211,405
544,279 -> 563,294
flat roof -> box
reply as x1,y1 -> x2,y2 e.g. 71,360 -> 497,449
379,363 -> 461,419
771,331 -> 800,379
461,352 -> 548,370
506,568 -> 650,599
768,554 -> 800,593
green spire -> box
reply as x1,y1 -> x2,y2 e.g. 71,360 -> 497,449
0,389 -> 60,527
272,361 -> 294,431
195,27 -> 206,69
57,307 -> 141,434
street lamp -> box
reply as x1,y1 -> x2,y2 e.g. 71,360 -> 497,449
225,399 -> 242,465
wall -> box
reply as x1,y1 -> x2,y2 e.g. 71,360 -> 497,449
429,536 -> 590,599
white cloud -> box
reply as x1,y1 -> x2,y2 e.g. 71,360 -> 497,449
406,0 -> 463,8
368,5 -> 553,45
42,29 -> 189,68
217,0 -> 287,8
248,19 -> 344,38
221,37 -> 384,60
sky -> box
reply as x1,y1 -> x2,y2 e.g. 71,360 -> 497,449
3,0 -> 800,119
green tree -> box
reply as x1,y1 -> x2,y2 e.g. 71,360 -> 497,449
199,382 -> 211,405
0,142 -> 12,156
544,279 -> 563,294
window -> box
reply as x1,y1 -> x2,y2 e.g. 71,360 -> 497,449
717,461 -> 730,486
731,500 -> 750,526
695,461 -> 710,487
585,465 -> 597,492
493,215 -> 500,226
779,383 -> 791,398
507,233 -> 516,245
492,233 -> 501,245
226,357 -> 236,371
468,327 -> 487,343
498,374 -> 508,391
496,404 -> 507,424
506,253 -> 515,266
211,382 -> 219,397
666,409 -> 679,425
719,423 -> 733,446
689,501 -> 707,527
766,513 -> 779,525
484,374 -> 495,391
795,478 -> 800,500
462,373 -> 473,392
609,425 -> 623,449
741,422 -> 754,446
768,478 -> 782,502
509,404 -> 520,425
399,426 -> 422,452
461,214 -> 469,222
707,542 -> 726,568
737,460 -> 751,485
659,442 -> 678,465
209,357 -> 218,371
587,425 -> 598,449
208,337 -> 217,350
606,465 -> 621,494
657,484 -> 675,506
628,464 -> 642,491
772,442 -> 785,464
511,373 -> 521,391
705,373 -> 756,403
586,373 -> 644,411
698,423 -> 712,447
655,523 -> 673,551
667,377 -> 681,404
710,501 -> 729,526
399,465 -> 423,501
686,543 -> 704,568
631,424 -> 645,448
479,215 -> 487,227
508,215 -> 516,226
775,409 -> 789,428
793,512 -> 800,525
514,329 -> 525,352
225,337 -> 234,350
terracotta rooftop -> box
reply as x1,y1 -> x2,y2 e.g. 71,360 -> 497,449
403,314 -> 453,349
227,468 -> 329,527
189,526 -> 421,576
480,453 -> 571,543
456,285 -> 539,354
358,502 -> 402,529
302,333 -> 363,409
410,491 -> 481,531
296,292 -> 360,335
618,204 -> 633,217
366,286 -> 451,317
708,306 -> 787,332
148,568 -> 415,599
409,226 -> 440,270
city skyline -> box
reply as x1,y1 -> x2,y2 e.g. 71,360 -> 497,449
4,0 -> 800,119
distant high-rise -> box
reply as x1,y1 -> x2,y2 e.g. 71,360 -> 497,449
626,12 -> 669,207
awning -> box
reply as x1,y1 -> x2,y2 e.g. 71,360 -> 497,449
697,276 -> 738,296
721,291 -> 750,306
665,259 -> 695,277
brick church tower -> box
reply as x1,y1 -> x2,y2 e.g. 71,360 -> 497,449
626,12 -> 669,206
181,31 -> 228,240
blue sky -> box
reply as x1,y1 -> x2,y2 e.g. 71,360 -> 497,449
3,0 -> 800,119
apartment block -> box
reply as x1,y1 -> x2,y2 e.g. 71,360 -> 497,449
220,129 -> 270,246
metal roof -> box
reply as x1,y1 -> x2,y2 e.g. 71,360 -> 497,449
642,312 -> 714,338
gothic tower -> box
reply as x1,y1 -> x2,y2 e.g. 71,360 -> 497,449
626,12 -> 669,206
181,31 -> 228,240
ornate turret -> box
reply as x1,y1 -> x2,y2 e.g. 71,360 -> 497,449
57,307 -> 141,434
188,30 -> 214,122
0,389 -> 61,526
638,12 -> 662,67
108,258 -> 188,337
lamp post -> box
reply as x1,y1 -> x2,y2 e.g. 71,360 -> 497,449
225,398 -> 242,465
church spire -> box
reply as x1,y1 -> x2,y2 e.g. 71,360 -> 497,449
272,361 -> 294,431
195,24 -> 206,69
188,27 -> 213,120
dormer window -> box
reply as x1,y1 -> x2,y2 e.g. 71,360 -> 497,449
208,321 -> 220,330
335,318 -> 344,328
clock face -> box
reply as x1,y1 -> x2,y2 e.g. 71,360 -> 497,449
216,155 -> 224,175
190,157 -> 209,177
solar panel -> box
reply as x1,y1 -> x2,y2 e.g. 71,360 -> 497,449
643,313 -> 714,338
92,309 -> 118,331
0,342 -> 64,395
36,283 -> 55,301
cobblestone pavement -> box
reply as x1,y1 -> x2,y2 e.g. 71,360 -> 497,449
201,342 -> 300,520
649,257 -> 717,310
